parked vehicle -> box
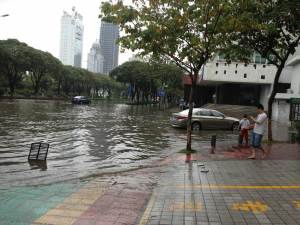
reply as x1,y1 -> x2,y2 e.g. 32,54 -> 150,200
71,96 -> 91,104
170,108 -> 239,130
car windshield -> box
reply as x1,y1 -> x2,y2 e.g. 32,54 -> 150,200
211,111 -> 224,117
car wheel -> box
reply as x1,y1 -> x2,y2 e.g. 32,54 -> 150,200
232,122 -> 239,131
192,122 -> 201,130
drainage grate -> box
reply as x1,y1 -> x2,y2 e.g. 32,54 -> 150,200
28,143 -> 49,160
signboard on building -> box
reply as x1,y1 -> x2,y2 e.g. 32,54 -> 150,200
291,98 -> 300,103
290,98 -> 300,121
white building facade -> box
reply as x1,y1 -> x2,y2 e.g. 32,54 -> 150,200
59,7 -> 84,68
194,47 -> 300,123
87,40 -> 104,74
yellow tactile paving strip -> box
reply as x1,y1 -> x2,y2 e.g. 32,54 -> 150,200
139,188 -> 158,225
31,176 -> 116,225
167,185 -> 300,189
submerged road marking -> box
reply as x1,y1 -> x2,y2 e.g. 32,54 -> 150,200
167,185 -> 300,189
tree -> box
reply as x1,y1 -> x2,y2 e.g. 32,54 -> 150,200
28,49 -> 61,96
61,65 -> 75,96
229,0 -> 300,141
0,39 -> 31,96
100,0 -> 237,151
109,61 -> 147,101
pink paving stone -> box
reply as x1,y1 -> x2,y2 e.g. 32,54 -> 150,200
115,215 -> 136,224
94,222 -> 114,225
73,218 -> 98,225
97,195 -> 117,202
87,206 -> 109,214
102,208 -> 122,215
110,201 -> 144,211
97,213 -> 119,222
120,208 -> 139,217
80,211 -> 101,219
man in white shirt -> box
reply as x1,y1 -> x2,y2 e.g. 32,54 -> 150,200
248,104 -> 267,159
239,115 -> 250,144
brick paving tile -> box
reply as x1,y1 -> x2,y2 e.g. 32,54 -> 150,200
73,218 -> 98,225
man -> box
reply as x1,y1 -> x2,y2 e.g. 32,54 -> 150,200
248,104 -> 267,159
239,114 -> 250,144
212,93 -> 216,103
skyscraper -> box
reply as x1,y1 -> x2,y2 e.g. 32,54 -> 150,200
59,7 -> 84,68
87,40 -> 104,73
99,21 -> 119,74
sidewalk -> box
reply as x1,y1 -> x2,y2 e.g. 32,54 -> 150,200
0,142 -> 299,225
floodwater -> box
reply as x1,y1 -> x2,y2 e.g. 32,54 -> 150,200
0,99 -> 288,187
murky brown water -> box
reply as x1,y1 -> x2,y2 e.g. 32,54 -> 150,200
0,99 -> 290,187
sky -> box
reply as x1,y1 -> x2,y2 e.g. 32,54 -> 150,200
0,0 -> 134,68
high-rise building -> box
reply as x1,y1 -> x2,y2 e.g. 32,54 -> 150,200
99,21 -> 119,74
87,40 -> 104,73
59,7 -> 84,68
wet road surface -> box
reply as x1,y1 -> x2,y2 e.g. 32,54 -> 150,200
0,99 -> 291,187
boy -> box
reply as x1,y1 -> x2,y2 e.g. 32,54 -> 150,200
239,115 -> 250,144
248,104 -> 267,159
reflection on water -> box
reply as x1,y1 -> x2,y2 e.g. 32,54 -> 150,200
0,99 -> 242,187
28,160 -> 47,171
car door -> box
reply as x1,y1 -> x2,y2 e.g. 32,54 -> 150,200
210,110 -> 228,129
194,110 -> 216,129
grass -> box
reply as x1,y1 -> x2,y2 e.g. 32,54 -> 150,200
178,149 -> 197,154
261,140 -> 283,144
125,101 -> 159,105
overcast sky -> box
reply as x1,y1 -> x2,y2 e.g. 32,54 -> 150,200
0,0 -> 134,68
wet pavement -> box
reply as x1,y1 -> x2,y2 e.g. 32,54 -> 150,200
142,160 -> 300,225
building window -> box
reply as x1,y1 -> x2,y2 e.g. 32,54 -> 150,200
261,75 -> 265,79
216,63 -> 218,67
244,74 -> 247,78
224,70 -> 226,74
219,54 -> 225,59
235,70 -> 237,74
216,71 -> 218,74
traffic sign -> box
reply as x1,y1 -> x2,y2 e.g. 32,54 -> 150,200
127,86 -> 132,95
158,90 -> 165,97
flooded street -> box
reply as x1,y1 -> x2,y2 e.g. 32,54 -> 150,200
0,99 -> 265,187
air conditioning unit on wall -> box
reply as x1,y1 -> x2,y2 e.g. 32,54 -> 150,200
287,89 -> 293,94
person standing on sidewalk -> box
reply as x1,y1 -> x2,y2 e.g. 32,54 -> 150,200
248,104 -> 267,159
239,114 -> 250,144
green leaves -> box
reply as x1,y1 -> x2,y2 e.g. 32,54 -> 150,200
100,0 -> 237,76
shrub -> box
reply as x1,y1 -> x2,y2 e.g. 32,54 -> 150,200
60,93 -> 68,98
23,92 -> 31,97
46,91 -> 54,98
0,88 -> 6,96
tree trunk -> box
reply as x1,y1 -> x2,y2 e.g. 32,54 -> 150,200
57,80 -> 61,96
186,71 -> 198,151
267,65 -> 284,141
9,81 -> 14,97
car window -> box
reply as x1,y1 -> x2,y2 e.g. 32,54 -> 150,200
211,111 -> 224,117
196,110 -> 211,116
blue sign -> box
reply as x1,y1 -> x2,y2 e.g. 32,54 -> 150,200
158,90 -> 165,97
127,86 -> 132,95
